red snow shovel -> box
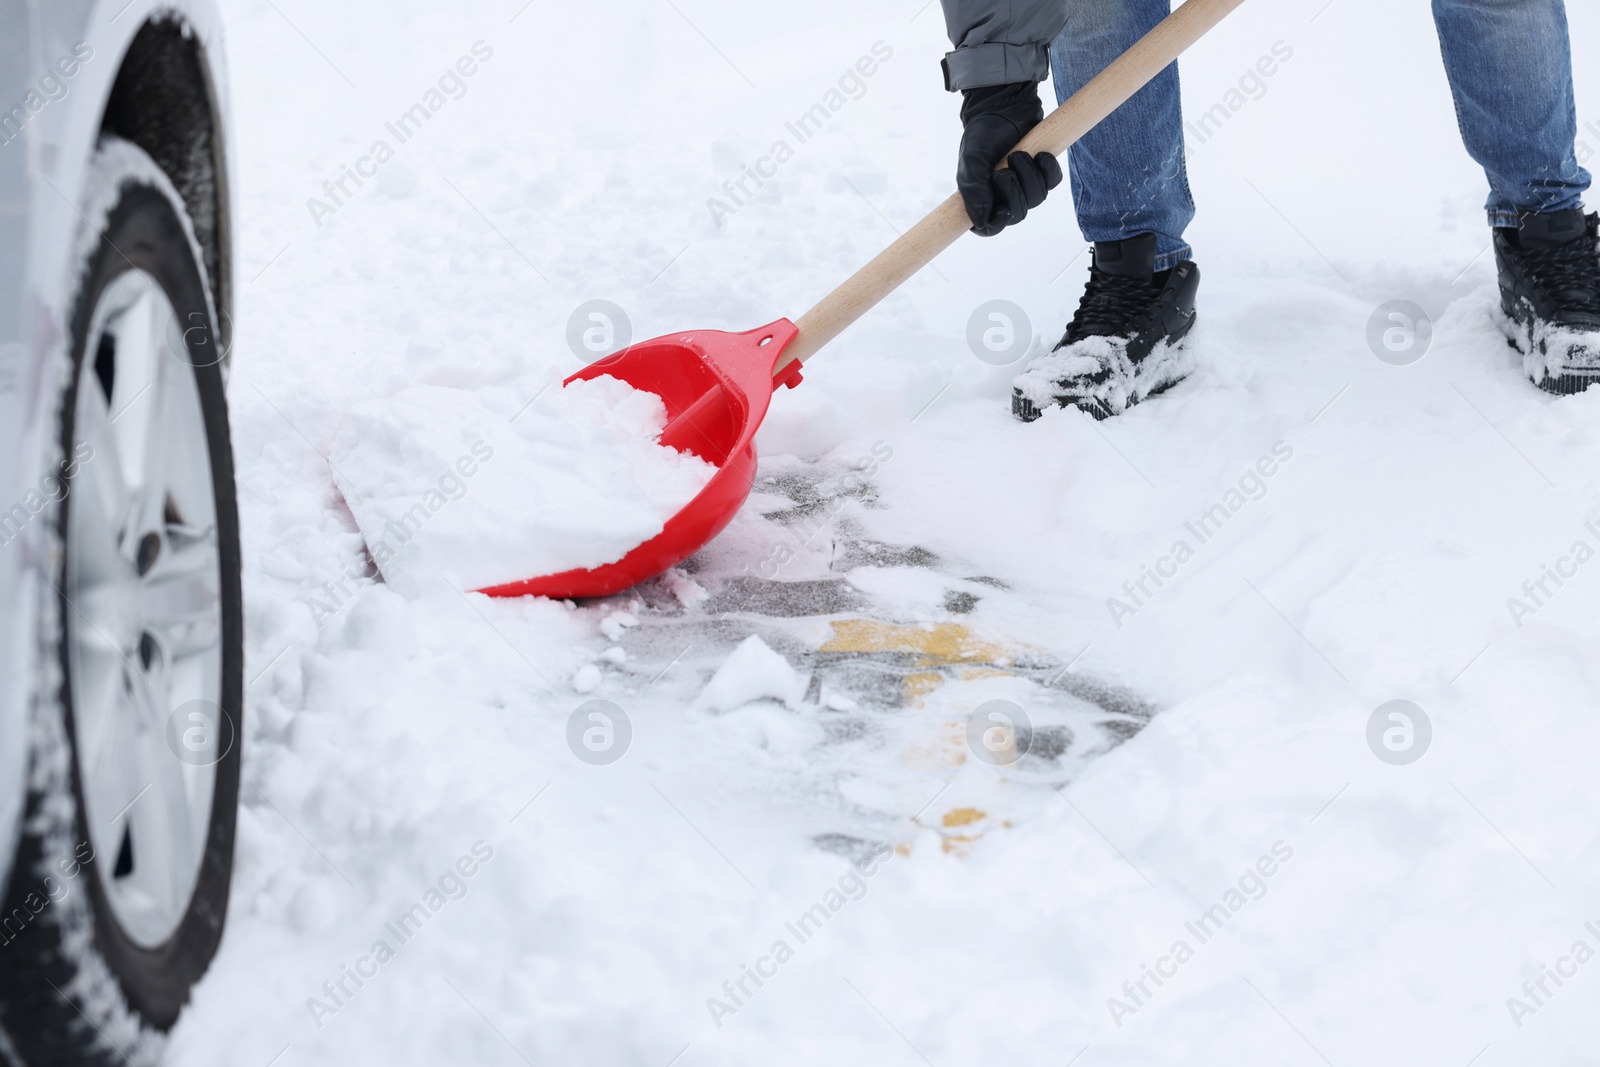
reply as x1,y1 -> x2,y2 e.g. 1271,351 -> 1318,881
479,0 -> 1245,600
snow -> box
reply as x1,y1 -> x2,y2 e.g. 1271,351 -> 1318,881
328,376 -> 717,594
171,0 -> 1600,1064
570,662 -> 602,694
698,635 -> 802,712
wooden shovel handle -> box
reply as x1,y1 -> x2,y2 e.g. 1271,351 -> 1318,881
779,0 -> 1247,371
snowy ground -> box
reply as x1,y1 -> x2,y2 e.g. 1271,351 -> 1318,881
173,0 -> 1600,1063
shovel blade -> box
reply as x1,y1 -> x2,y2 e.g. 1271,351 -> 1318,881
476,319 -> 800,599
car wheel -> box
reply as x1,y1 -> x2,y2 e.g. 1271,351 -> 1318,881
0,137 -> 242,1067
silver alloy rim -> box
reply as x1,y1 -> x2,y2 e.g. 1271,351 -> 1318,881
66,270 -> 224,948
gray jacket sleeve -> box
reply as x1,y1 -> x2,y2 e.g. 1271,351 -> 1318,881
938,0 -> 1068,91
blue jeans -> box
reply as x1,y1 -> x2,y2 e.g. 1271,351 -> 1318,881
1050,0 -> 1590,267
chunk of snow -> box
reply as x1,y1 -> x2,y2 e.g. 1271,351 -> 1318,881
699,635 -> 801,712
663,568 -> 709,608
599,610 -> 639,641
571,663 -> 602,693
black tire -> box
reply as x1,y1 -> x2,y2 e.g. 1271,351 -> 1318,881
0,141 -> 242,1067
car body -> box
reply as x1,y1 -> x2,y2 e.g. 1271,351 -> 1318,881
0,0 -> 232,918
0,1 -> 237,1061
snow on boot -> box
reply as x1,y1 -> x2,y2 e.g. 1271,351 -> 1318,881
1495,208 -> 1600,395
1012,233 -> 1199,422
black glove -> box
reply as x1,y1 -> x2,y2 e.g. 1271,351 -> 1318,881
957,82 -> 1063,237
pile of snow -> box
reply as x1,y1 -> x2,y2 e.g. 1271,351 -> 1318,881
328,375 -> 716,594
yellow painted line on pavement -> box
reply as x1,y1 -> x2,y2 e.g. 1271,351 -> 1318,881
820,619 -> 1009,666
820,619 -> 1024,707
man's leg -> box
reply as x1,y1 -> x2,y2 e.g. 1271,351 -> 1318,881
1049,0 -> 1194,271
1436,0 -> 1600,394
1014,0 -> 1200,422
1432,0 -> 1589,224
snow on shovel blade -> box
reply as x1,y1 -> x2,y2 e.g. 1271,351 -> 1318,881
475,319 -> 802,600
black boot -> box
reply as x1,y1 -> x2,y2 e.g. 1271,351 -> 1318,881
1012,234 -> 1200,422
1495,208 -> 1600,395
